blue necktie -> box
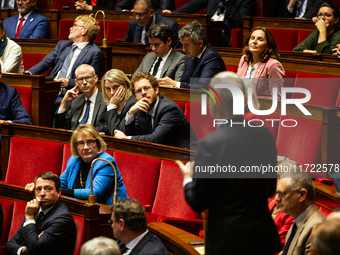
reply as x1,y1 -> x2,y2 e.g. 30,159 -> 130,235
79,100 -> 91,125
58,44 -> 78,79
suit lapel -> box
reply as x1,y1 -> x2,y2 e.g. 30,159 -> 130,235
160,50 -> 173,77
20,12 -> 35,37
0,84 -> 6,113
72,94 -> 86,129
55,43 -> 73,74
147,53 -> 157,73
72,44 -> 91,74
91,90 -> 102,125
129,231 -> 152,255
135,26 -> 143,42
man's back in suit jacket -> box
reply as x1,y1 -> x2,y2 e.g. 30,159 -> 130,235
134,50 -> 185,80
54,89 -> 107,130
129,231 -> 168,255
27,40 -> 104,89
5,200 -> 76,255
3,11 -> 49,39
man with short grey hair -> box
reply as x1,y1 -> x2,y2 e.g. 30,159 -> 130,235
276,171 -> 325,255
80,236 -> 120,255
310,220 -> 340,255
157,20 -> 226,89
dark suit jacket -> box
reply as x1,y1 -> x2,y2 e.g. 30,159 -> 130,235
83,0 -> 116,9
97,96 -> 137,135
129,231 -> 168,255
125,95 -> 197,149
134,49 -> 185,80
5,200 -> 76,255
184,116 -> 281,255
0,82 -> 32,142
3,12 -> 49,39
123,13 -> 181,49
114,0 -> 175,12
54,90 -> 107,130
27,40 -> 104,89
284,0 -> 325,19
180,43 -> 226,89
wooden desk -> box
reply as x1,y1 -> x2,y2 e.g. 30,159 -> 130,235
1,73 -> 60,127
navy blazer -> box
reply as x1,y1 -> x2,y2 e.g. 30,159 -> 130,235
5,200 -> 76,255
3,11 -> 49,39
27,40 -> 104,89
114,0 -> 175,12
129,231 -> 168,255
124,14 -> 181,49
185,116 -> 281,254
126,95 -> 197,149
54,90 -> 107,131
0,82 -> 32,142
180,43 -> 226,89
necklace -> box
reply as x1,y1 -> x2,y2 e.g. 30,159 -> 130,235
80,169 -> 86,187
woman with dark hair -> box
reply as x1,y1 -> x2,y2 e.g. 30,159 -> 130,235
237,27 -> 284,98
96,69 -> 136,136
0,20 -> 24,73
294,1 -> 340,54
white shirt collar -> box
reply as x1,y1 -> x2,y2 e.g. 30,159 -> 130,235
19,11 -> 33,20
74,42 -> 89,49
295,204 -> 313,228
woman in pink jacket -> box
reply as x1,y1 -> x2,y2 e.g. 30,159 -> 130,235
237,27 -> 285,98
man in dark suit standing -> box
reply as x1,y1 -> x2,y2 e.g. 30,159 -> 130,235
123,0 -> 180,49
134,22 -> 185,81
109,198 -> 168,255
284,0 -> 325,19
5,171 -> 76,255
176,71 -> 281,254
114,72 -> 197,149
54,64 -> 106,130
158,21 -> 226,89
114,0 -> 175,13
3,0 -> 48,39
0,64 -> 32,143
26,14 -> 104,113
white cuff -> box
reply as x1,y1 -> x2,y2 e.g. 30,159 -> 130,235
176,82 -> 181,88
183,177 -> 193,187
23,220 -> 35,227
107,104 -> 117,111
125,112 -> 135,125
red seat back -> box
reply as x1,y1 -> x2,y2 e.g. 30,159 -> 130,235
8,201 -> 26,241
72,215 -> 85,255
22,54 -> 50,75
283,71 -> 297,99
61,144 -> 72,174
106,21 -> 130,42
298,30 -> 313,44
151,160 -> 201,219
225,65 -> 238,73
0,198 -> 14,246
185,102 -> 217,140
174,101 -> 185,112
269,29 -> 299,52
113,151 -> 161,209
5,137 -> 64,186
231,28 -> 243,48
292,72 -> 340,107
13,86 -> 32,117
276,116 -> 322,176
315,203 -> 332,217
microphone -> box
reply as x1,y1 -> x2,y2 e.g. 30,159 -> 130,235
88,158 -> 118,205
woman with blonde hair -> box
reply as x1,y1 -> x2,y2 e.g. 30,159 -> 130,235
97,69 -> 136,136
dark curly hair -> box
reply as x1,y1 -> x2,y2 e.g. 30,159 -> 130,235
242,27 -> 279,63
110,198 -> 147,232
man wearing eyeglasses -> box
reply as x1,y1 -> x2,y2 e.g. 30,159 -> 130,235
2,0 -> 48,38
123,0 -> 181,49
114,72 -> 197,149
54,64 -> 106,130
276,171 -> 325,255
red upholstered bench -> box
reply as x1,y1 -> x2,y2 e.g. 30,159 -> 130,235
4,137 -> 64,186
174,101 -> 186,112
276,116 -> 322,177
298,30 -> 313,44
13,86 -> 32,117
0,198 -> 14,255
72,215 -> 85,255
106,21 -> 130,42
292,72 -> 340,107
22,54 -> 50,76
225,65 -> 238,73
231,28 -> 243,48
269,29 -> 299,52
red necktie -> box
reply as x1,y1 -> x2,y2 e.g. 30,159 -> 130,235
16,17 -> 25,38
91,0 -> 97,5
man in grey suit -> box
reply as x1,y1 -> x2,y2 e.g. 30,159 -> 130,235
134,22 -> 185,82
276,171 -> 325,255
54,64 -> 106,130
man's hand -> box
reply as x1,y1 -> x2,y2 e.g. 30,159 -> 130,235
59,85 -> 80,111
25,183 -> 35,193
56,78 -> 69,88
288,0 -> 299,9
162,9 -> 172,13
25,198 -> 40,222
21,247 -> 29,255
129,98 -> 150,116
0,120 -> 9,124
176,160 -> 194,180
74,0 -> 93,10
303,49 -> 317,53
157,77 -> 177,87
315,18 -> 327,33
114,130 -> 127,139
109,87 -> 126,107
38,231 -> 44,238
332,44 -> 340,58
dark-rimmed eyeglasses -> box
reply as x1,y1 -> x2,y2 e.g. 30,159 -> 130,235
276,189 -> 300,199
72,23 -> 85,28
76,75 -> 95,84
76,139 -> 96,148
135,86 -> 152,95
133,9 -> 151,17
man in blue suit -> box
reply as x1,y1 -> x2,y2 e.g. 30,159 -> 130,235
0,64 -> 32,143
3,0 -> 48,39
157,21 -> 226,89
123,0 -> 181,49
5,171 -> 76,255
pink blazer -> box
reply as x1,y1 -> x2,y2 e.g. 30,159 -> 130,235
237,55 -> 285,98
